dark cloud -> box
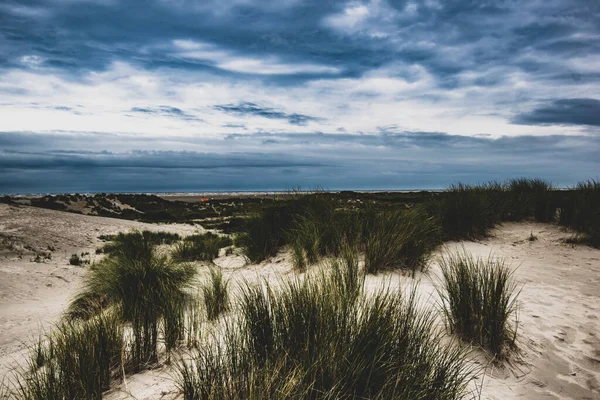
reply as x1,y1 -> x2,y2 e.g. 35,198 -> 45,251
214,102 -> 323,126
1,0 -> 597,86
513,98 -> 600,127
129,106 -> 204,122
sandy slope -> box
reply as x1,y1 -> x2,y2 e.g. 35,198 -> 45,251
1,204 -> 599,399
0,203 -> 197,381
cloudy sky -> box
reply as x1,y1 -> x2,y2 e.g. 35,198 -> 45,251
1,0 -> 599,193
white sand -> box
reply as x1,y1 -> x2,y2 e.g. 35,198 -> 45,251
1,203 -> 598,399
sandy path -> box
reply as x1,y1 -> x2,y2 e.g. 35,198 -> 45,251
1,204 -> 598,399
452,223 -> 600,399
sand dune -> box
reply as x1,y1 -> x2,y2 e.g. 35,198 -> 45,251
1,204 -> 599,399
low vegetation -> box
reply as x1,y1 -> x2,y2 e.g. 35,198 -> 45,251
177,257 -> 475,399
202,267 -> 230,321
99,230 -> 181,257
438,249 -> 520,359
6,177 -> 599,398
172,233 -> 232,262
13,310 -> 123,399
364,207 -> 441,274
558,179 -> 600,247
69,253 -> 85,266
67,232 -> 196,371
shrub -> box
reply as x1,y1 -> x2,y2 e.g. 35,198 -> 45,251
66,243 -> 196,371
69,253 -> 82,266
237,193 -> 339,264
437,249 -> 520,359
13,310 -> 123,399
364,207 -> 441,274
177,258 -> 474,399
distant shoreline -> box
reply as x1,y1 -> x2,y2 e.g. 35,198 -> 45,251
5,189 -> 446,198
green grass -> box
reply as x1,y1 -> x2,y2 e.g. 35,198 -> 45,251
437,249 -> 520,359
364,207 -> 441,274
202,267 -> 230,321
237,193 -> 341,264
66,241 -> 196,371
236,204 -> 299,263
177,257 -> 475,399
426,183 -> 500,241
506,178 -> 554,222
172,233 -> 233,262
99,230 -> 181,259
12,310 -> 123,400
558,179 -> 600,247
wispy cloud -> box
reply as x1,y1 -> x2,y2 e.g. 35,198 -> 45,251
214,102 -> 324,126
128,106 -> 204,122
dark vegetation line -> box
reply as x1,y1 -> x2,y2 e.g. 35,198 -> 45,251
238,178 -> 600,271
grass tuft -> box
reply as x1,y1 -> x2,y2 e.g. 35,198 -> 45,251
558,179 -> 600,247
66,237 -> 196,371
202,267 -> 230,321
364,207 -> 441,274
437,248 -> 520,359
12,310 -> 123,400
172,233 -> 232,263
177,257 -> 475,399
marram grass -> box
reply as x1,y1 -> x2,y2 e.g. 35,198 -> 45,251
437,248 -> 520,360
176,256 -> 476,399
10,310 -> 123,400
202,267 -> 230,321
66,240 -> 196,371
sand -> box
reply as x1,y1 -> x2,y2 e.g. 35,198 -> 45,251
1,203 -> 599,399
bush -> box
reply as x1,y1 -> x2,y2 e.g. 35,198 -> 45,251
13,310 -> 123,399
202,267 -> 230,321
66,241 -> 196,371
177,258 -> 474,399
364,207 -> 441,274
437,249 -> 520,359
237,193 -> 340,264
69,253 -> 82,266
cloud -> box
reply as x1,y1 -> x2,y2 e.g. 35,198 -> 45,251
214,102 -> 324,126
172,39 -> 341,76
128,106 -> 204,122
1,0 -> 600,192
513,98 -> 600,127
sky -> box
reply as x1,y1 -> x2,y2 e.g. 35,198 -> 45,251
0,0 -> 599,193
